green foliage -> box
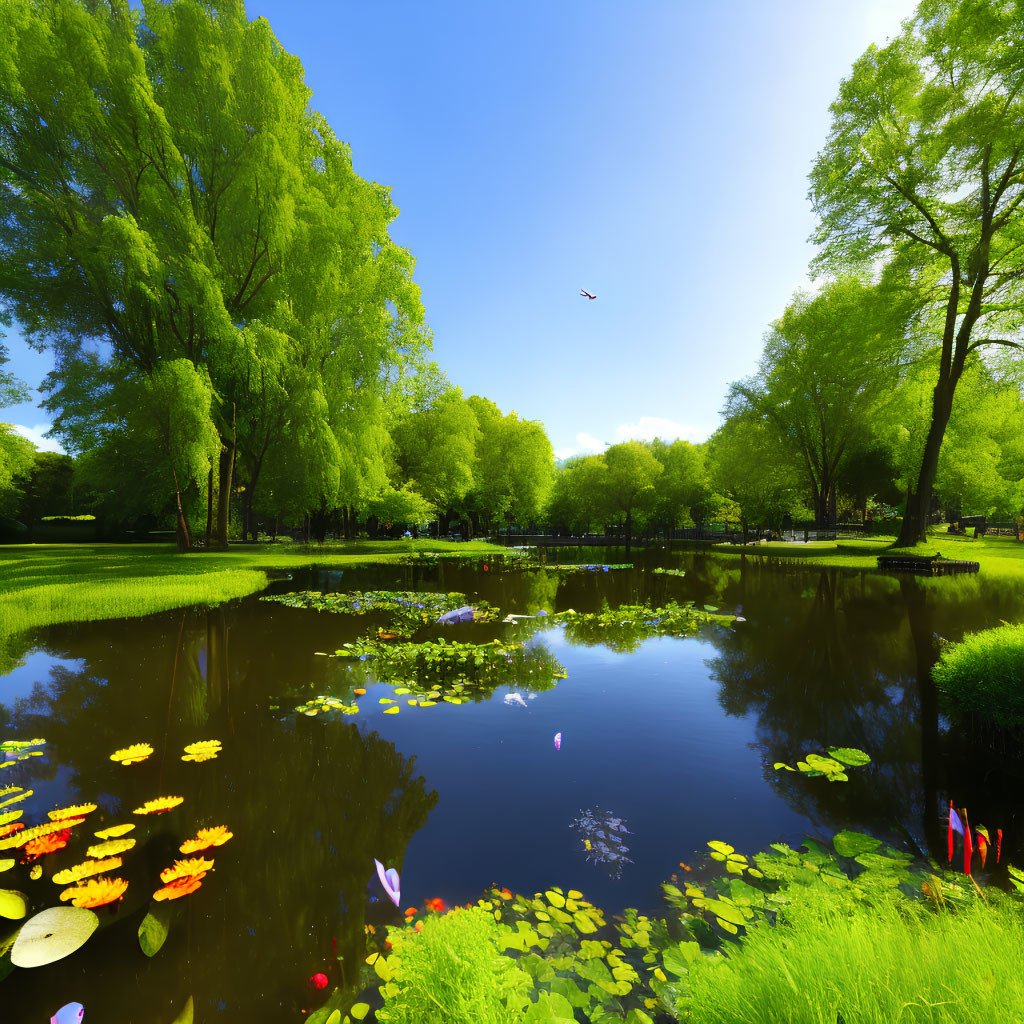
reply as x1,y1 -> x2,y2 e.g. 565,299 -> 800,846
262,590 -> 499,628
932,621 -> 1024,727
773,746 -> 871,783
331,636 -> 567,701
376,907 -> 533,1024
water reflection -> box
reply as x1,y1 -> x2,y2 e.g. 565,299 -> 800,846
3,606 -> 437,1023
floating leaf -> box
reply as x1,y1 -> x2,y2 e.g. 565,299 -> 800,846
134,796 -> 184,816
139,901 -> 175,957
179,826 -> 233,854
60,877 -> 128,908
0,859 -> 12,873
169,995 -> 194,1024
383,706 -> 400,715
1,819 -> 84,850
53,857 -> 124,885
0,889 -> 28,919
827,746 -> 872,767
0,810 -> 22,828
86,838 -> 136,858
23,830 -> 74,859
10,906 -> 98,967
48,804 -> 97,821
110,743 -> 154,765
95,823 -> 135,840
181,741 -> 222,763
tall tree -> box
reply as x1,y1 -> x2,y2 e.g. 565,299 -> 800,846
810,0 -> 1024,546
603,441 -> 662,554
728,277 -> 911,526
0,0 -> 425,546
649,438 -> 713,536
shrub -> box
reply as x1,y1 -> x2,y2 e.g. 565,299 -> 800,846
377,907 -> 532,1024
932,622 -> 1024,727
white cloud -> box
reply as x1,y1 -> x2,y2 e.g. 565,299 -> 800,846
554,432 -> 606,460
11,423 -> 65,454
613,417 -> 703,444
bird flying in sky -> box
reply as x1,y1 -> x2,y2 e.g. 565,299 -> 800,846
580,289 -> 596,300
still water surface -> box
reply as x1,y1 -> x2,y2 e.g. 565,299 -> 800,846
2,547 -> 1023,1021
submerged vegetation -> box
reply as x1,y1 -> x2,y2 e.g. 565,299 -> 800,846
263,590 -> 500,627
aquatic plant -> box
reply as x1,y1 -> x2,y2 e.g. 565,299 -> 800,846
263,589 -> 500,628
652,567 -> 686,577
179,826 -> 233,854
133,796 -> 184,816
329,636 -> 567,706
932,621 -> 1024,727
180,740 -> 222,762
569,807 -> 633,878
52,857 -> 124,885
109,743 -> 153,765
373,906 -> 534,1024
773,746 -> 871,782
295,695 -> 360,717
59,877 -> 128,909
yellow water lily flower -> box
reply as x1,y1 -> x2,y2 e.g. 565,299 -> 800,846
53,857 -> 124,886
110,743 -> 154,765
153,875 -> 202,901
60,876 -> 129,908
29,865 -> 42,880
181,740 -> 222,763
0,810 -> 22,828
94,823 -> 135,840
133,796 -> 184,816
86,838 -> 136,858
48,804 -> 97,821
179,826 -> 233,854
159,857 -> 214,884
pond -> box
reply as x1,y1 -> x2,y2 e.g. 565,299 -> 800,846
2,547 -> 1023,1022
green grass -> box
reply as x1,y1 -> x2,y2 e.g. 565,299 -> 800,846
933,621 -> 1024,727
0,539 -> 507,640
710,531 -> 1024,577
677,885 -> 1024,1023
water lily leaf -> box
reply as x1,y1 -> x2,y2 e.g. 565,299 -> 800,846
0,889 -> 28,919
94,823 -> 135,840
0,859 -> 11,873
10,906 -> 98,967
832,830 -> 882,858
383,706 -> 400,715
773,762 -> 796,771
545,889 -> 565,908
350,1004 -> 370,1021
417,700 -> 437,707
707,841 -> 734,855
170,995 -> 193,1024
827,746 -> 871,767
139,901 -> 175,957
0,790 -> 30,811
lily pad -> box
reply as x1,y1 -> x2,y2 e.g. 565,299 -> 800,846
10,906 -> 98,967
0,889 -> 28,920
139,901 -> 176,957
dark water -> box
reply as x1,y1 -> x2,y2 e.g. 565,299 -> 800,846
2,547 -> 1024,1022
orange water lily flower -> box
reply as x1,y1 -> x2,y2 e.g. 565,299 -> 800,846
133,796 -> 184,816
153,874 -> 203,901
159,857 -> 213,884
87,837 -> 135,858
48,803 -> 97,821
53,856 -> 124,885
110,743 -> 154,765
179,826 -> 233,854
3,817 -> 85,851
60,876 -> 129,908
427,898 -> 446,913
22,829 -> 72,860
0,822 -> 24,840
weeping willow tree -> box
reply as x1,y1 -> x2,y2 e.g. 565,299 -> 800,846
0,0 -> 428,546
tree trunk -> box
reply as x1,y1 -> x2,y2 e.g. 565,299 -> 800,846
205,467 -> 213,548
624,506 -> 632,557
214,404 -> 237,549
896,381 -> 956,547
172,469 -> 191,553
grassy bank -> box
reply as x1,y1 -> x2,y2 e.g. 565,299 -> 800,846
710,531 -> 1024,577
0,539 -> 507,640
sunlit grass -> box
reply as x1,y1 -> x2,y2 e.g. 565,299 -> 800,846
933,621 -> 1024,727
711,532 -> 1024,577
0,539 -> 507,640
678,886 -> 1024,1022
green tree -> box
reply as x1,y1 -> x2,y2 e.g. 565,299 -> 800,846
10,450 -> 75,537
603,440 -> 662,554
0,0 -> 425,547
544,455 -> 609,536
649,438 -> 715,535
464,396 -> 553,536
728,277 -> 913,527
0,341 -> 34,515
391,389 -> 479,535
810,0 -> 1024,546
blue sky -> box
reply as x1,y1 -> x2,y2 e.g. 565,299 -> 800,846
2,0 -> 920,458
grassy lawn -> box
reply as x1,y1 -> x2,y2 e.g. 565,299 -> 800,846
0,539 -> 507,640
710,531 -> 1024,577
